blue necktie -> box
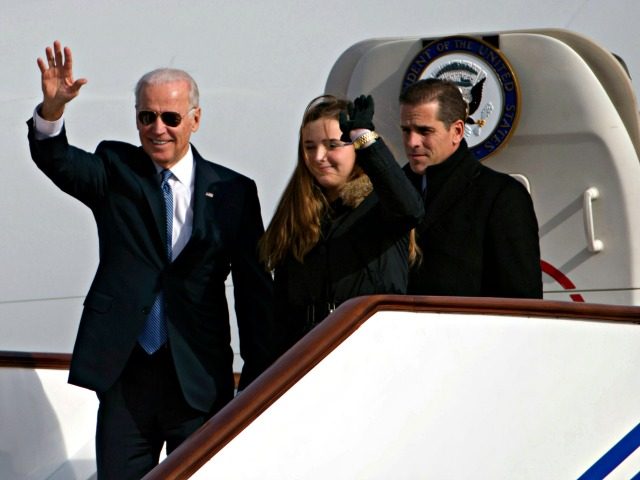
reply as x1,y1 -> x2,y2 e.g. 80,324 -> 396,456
138,169 -> 173,354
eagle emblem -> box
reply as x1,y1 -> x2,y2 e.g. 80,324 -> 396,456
401,35 -> 520,160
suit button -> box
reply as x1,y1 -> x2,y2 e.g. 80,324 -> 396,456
141,307 -> 150,314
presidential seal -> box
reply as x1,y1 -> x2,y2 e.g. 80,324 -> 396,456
402,36 -> 520,161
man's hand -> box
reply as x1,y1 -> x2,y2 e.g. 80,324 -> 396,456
36,40 -> 87,121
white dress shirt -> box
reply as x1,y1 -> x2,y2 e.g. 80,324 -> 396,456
156,153 -> 194,259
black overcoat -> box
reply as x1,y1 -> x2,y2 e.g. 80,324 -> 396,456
404,140 -> 542,298
275,139 -> 424,350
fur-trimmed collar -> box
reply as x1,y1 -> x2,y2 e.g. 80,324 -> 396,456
338,174 -> 373,208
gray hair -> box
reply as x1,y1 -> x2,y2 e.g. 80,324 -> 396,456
134,68 -> 200,107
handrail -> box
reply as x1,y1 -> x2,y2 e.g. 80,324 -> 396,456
583,187 -> 604,253
0,351 -> 242,389
144,295 -> 640,480
0,351 -> 71,369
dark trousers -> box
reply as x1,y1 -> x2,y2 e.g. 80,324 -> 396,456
95,344 -> 208,480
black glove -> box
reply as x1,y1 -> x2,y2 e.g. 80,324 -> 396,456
339,94 -> 375,142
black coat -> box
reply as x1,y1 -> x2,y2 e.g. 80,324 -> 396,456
27,121 -> 275,413
275,139 -> 424,350
404,140 -> 542,298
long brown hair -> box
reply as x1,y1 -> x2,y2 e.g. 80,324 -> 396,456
259,95 -> 350,270
259,94 -> 419,270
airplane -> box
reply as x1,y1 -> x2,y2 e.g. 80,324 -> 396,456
2,0 -> 639,354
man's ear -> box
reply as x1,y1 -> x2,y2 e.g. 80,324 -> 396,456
191,107 -> 202,133
451,119 -> 465,145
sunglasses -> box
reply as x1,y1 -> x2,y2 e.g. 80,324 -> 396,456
137,107 -> 196,127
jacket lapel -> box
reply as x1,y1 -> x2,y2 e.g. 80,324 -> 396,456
186,147 -> 221,247
135,147 -> 168,250
419,150 -> 481,234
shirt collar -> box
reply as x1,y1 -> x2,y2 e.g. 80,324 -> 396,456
152,146 -> 195,189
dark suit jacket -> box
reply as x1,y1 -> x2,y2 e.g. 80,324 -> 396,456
404,140 -> 542,298
27,120 -> 274,413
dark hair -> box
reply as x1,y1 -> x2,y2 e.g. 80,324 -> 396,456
399,78 -> 467,128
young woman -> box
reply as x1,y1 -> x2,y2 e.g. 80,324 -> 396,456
259,94 -> 424,351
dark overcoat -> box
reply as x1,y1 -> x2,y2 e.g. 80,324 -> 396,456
275,139 -> 425,350
404,140 -> 542,298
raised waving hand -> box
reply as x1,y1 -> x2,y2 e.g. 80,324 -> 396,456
36,40 -> 87,120
339,94 -> 375,142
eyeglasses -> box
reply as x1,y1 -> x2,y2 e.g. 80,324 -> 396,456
137,107 -> 196,127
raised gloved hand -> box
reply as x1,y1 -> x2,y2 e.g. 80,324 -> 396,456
339,94 -> 375,142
